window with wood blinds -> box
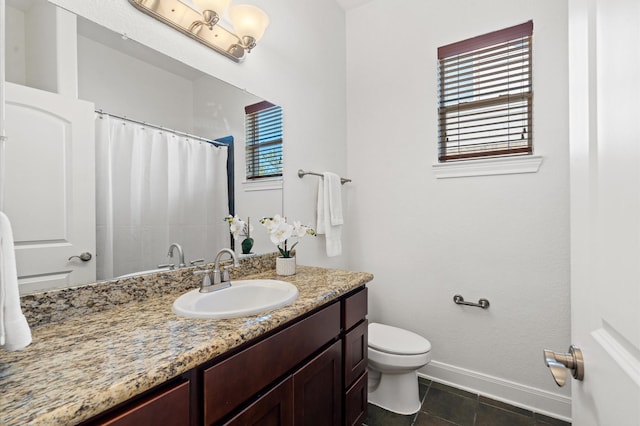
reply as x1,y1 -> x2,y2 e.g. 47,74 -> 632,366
438,21 -> 533,162
245,101 -> 283,179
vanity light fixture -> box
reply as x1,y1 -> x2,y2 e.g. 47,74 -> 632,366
128,0 -> 269,62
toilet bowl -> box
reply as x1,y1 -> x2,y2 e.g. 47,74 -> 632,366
367,322 -> 432,415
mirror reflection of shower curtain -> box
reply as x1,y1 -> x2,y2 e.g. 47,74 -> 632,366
95,115 -> 229,280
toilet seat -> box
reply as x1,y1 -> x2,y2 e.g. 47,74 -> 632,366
369,323 -> 431,355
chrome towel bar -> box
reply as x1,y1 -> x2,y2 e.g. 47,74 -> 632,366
298,169 -> 351,185
453,294 -> 490,309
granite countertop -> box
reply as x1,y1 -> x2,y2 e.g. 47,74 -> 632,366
0,265 -> 373,425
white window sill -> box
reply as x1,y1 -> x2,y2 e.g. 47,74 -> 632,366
432,155 -> 543,179
242,178 -> 283,192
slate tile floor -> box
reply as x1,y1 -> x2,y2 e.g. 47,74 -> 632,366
363,378 -> 571,426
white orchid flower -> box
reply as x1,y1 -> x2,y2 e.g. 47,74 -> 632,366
293,221 -> 309,238
230,223 -> 244,239
260,214 -> 316,257
225,215 -> 245,239
269,215 -> 284,231
270,222 -> 293,245
261,216 -> 281,234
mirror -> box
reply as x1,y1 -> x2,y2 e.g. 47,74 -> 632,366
4,0 -> 283,290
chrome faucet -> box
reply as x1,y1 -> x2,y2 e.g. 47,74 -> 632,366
197,248 -> 240,293
167,243 -> 186,268
212,248 -> 239,285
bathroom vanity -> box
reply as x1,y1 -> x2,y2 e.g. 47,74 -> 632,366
0,261 -> 372,426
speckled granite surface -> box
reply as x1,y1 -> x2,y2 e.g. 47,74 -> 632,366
0,259 -> 373,425
20,252 -> 280,328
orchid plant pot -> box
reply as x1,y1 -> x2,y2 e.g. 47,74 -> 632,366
276,256 -> 296,276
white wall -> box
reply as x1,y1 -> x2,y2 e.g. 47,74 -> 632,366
78,36 -> 195,131
49,0 -> 349,269
345,0 -> 571,420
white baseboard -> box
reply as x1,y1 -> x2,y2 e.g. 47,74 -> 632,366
420,361 -> 572,423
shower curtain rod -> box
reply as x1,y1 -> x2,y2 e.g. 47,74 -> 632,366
95,110 -> 227,147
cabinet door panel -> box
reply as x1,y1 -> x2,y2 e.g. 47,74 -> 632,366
293,340 -> 342,426
344,320 -> 368,388
224,378 -> 294,426
345,372 -> 368,426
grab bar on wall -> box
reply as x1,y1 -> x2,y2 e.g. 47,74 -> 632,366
298,169 -> 352,185
453,294 -> 490,309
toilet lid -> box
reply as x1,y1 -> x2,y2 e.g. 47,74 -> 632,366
368,323 -> 431,355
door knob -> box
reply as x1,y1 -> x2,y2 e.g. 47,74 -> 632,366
68,252 -> 92,262
543,345 -> 584,387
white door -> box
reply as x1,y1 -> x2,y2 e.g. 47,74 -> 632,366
3,83 -> 95,292
568,0 -> 640,424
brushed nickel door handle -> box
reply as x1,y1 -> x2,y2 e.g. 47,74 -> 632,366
68,252 -> 92,262
543,345 -> 584,386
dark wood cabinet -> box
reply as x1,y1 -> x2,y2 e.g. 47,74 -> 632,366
203,303 -> 341,425
222,339 -> 343,426
342,288 -> 368,425
208,288 -> 369,426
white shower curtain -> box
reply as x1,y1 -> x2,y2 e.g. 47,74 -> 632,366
95,115 -> 229,280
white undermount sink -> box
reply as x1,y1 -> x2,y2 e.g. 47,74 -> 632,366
172,279 -> 299,319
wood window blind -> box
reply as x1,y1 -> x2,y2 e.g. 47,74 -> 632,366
245,101 -> 283,179
438,21 -> 533,162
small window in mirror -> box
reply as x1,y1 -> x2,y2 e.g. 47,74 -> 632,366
245,101 -> 283,179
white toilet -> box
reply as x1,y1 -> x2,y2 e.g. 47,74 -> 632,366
367,322 -> 432,415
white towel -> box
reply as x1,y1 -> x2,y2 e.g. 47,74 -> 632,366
0,212 -> 32,351
316,172 -> 343,257
326,173 -> 343,226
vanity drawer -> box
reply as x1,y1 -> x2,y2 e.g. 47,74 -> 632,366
203,302 -> 341,425
344,319 -> 368,388
94,380 -> 190,426
343,287 -> 367,331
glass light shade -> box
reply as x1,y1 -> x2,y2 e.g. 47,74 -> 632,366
229,5 -> 270,42
193,0 -> 231,14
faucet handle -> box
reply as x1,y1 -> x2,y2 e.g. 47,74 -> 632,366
157,263 -> 175,269
194,269 -> 212,291
222,264 -> 236,282
190,258 -> 205,266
